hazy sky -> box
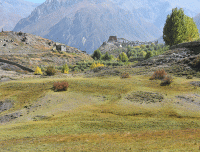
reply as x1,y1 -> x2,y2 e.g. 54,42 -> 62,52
25,0 -> 46,3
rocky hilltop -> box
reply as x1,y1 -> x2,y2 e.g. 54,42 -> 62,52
0,31 -> 92,70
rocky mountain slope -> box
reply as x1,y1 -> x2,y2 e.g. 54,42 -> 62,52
0,0 -> 40,31
13,0 -> 162,54
0,31 -> 92,70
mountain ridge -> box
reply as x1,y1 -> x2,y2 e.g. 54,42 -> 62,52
0,0 -> 40,31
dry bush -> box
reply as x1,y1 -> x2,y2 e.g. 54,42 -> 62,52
160,75 -> 173,86
120,72 -> 130,78
53,81 -> 69,91
150,69 -> 167,80
45,66 -> 56,76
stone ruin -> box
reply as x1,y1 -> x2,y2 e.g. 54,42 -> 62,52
104,36 -> 159,48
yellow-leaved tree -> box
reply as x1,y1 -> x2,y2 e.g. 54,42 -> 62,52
34,66 -> 43,75
61,64 -> 69,74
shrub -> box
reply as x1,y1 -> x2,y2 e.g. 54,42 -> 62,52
150,69 -> 167,80
53,81 -> 69,91
160,75 -> 173,86
34,66 -> 43,75
145,51 -> 153,59
186,75 -> 193,79
118,52 -> 129,62
90,62 -> 104,70
191,55 -> 200,70
45,66 -> 56,76
120,72 -> 130,78
61,64 -> 69,74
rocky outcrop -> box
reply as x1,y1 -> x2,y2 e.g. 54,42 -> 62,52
0,58 -> 34,72
170,41 -> 200,51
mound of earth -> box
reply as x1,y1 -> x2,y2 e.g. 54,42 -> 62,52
125,91 -> 164,104
176,94 -> 200,108
135,41 -> 200,77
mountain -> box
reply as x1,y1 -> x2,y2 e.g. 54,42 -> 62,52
194,13 -> 200,33
13,0 -> 161,54
0,0 -> 40,31
110,0 -> 200,30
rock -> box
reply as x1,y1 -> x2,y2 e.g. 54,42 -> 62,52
190,81 -> 200,87
0,99 -> 13,112
0,112 -> 21,123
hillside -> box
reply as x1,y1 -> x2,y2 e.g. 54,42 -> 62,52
13,0 -> 162,54
0,0 -> 40,31
0,31 -> 92,70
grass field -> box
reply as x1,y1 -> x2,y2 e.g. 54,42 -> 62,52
0,73 -> 200,151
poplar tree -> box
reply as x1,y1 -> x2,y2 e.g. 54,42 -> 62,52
163,7 -> 199,46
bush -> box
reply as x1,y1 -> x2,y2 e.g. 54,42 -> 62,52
145,51 -> 153,59
53,81 -> 69,91
191,55 -> 200,70
150,69 -> 167,80
92,49 -> 102,60
101,52 -> 113,61
118,52 -> 129,62
186,75 -> 193,79
45,66 -> 56,76
160,75 -> 173,86
90,62 -> 104,70
61,64 -> 69,74
34,66 -> 43,75
120,72 -> 130,78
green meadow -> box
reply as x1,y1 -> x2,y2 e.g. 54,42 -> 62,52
0,73 -> 200,151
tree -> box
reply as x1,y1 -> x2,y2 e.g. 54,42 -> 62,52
118,52 -> 129,62
145,51 -> 153,59
139,51 -> 147,58
92,49 -> 101,60
61,64 -> 69,74
101,52 -> 112,61
34,66 -> 43,75
163,7 -> 199,46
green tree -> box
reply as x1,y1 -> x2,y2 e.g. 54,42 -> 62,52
92,49 -> 102,60
139,50 -> 147,58
145,51 -> 153,59
101,52 -> 112,61
163,7 -> 199,46
118,52 -> 129,62
184,16 -> 199,41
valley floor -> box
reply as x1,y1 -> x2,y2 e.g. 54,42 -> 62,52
0,71 -> 200,151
